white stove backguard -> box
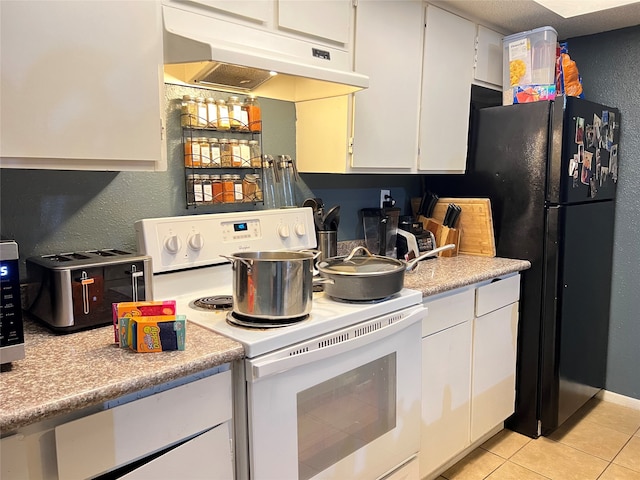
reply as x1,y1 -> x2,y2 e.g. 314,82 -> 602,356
135,207 -> 317,274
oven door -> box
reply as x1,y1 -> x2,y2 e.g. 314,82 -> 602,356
245,305 -> 424,480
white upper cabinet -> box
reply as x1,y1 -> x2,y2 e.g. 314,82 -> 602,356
183,0 -> 271,24
277,0 -> 352,45
296,0 -> 424,174
418,4 -> 476,173
350,0 -> 424,171
474,25 -> 504,88
0,1 -> 166,171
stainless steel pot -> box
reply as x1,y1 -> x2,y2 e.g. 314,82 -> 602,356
317,244 -> 455,301
221,251 -> 316,319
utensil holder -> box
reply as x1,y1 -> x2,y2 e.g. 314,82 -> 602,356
317,230 -> 337,262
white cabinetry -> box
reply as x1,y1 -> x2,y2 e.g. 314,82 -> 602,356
474,26 -> 504,88
0,1 -> 166,171
278,0 -> 352,45
420,273 -> 521,478
0,369 -> 233,479
471,274 -> 520,442
420,288 -> 474,478
418,4 -> 476,173
296,0 -> 424,174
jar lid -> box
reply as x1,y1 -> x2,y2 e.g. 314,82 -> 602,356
231,174 -> 241,180
244,174 -> 258,182
216,99 -> 226,104
182,95 -> 193,100
205,97 -> 215,103
209,138 -> 219,142
221,174 -> 233,179
195,97 -> 205,102
219,138 -> 229,143
239,139 -> 248,144
210,174 -> 221,180
249,140 -> 259,145
229,139 -> 239,144
228,96 -> 239,102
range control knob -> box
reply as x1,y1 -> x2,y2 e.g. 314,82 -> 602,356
164,234 -> 182,254
294,223 -> 306,237
187,232 -> 204,251
277,224 -> 291,239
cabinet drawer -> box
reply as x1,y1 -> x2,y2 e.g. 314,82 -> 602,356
422,287 -> 474,337
475,274 -> 520,317
55,371 -> 232,479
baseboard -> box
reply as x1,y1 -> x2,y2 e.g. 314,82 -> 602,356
596,390 -> 640,410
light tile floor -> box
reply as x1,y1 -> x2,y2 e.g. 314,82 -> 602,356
438,397 -> 640,480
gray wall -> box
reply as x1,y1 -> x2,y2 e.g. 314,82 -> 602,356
0,84 -> 296,276
566,26 -> 640,400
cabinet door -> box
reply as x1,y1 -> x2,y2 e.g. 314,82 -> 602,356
420,320 -> 472,478
0,1 -> 166,171
278,0 -> 352,45
470,302 -> 519,442
418,5 -> 476,173
474,26 -> 504,88
183,0 -> 271,24
351,0 -> 423,170
119,422 -> 234,479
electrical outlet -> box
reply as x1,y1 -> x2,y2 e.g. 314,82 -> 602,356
380,189 -> 390,208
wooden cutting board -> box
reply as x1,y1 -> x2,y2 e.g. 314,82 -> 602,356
428,198 -> 496,257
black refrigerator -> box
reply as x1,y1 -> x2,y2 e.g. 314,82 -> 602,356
465,97 -> 620,438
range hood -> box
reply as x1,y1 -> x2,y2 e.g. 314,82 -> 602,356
162,4 -> 369,103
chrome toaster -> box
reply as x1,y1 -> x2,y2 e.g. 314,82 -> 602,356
26,249 -> 152,333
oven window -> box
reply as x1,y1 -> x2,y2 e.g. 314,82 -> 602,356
297,353 -> 396,479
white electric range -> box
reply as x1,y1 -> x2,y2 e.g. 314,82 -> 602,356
135,208 -> 424,480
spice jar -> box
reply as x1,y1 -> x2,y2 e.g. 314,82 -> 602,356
209,138 -> 221,167
242,173 -> 258,202
184,137 -> 200,167
221,174 -> 235,203
196,97 -> 207,128
249,140 -> 261,168
199,137 -> 210,166
219,138 -> 232,167
216,99 -> 230,130
239,139 -> 251,167
232,174 -> 244,202
202,175 -> 213,204
244,95 -> 262,132
180,95 -> 197,128
205,97 -> 217,128
186,174 -> 196,204
211,174 -> 222,204
229,139 -> 242,167
227,96 -> 242,130
192,174 -> 204,204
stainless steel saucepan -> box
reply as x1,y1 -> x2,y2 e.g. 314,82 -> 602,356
316,244 -> 455,301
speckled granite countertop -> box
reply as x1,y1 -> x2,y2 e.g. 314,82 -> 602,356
403,255 -> 530,296
1,252 -> 529,434
0,320 -> 243,433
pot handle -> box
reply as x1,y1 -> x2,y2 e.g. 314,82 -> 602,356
405,244 -> 456,272
343,246 -> 375,262
219,254 -> 254,271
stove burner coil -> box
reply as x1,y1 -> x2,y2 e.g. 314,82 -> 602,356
226,311 -> 309,329
193,295 -> 233,310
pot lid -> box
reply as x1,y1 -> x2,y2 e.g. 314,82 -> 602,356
318,248 -> 405,275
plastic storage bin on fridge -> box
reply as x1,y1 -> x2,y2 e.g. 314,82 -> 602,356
503,26 -> 558,105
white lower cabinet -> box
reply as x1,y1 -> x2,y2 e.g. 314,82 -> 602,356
470,275 -> 520,442
420,274 -> 521,478
420,288 -> 474,479
0,368 -> 233,480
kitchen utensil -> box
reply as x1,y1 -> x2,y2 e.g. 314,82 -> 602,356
317,244 -> 455,301
221,251 -> 317,320
322,205 -> 341,231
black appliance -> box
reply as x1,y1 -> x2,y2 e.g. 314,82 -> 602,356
1,240 -> 26,366
465,97 -> 620,437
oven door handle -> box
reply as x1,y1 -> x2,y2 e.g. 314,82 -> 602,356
248,306 -> 426,381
